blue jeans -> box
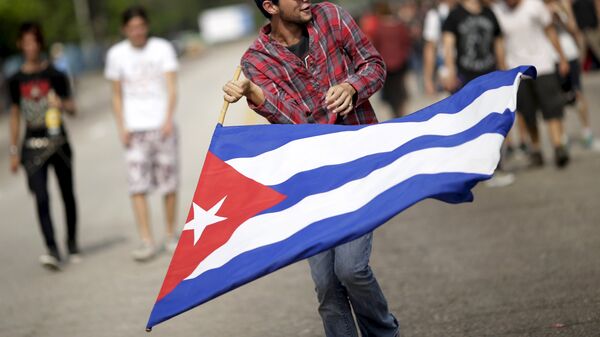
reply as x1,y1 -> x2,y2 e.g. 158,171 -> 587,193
308,233 -> 399,337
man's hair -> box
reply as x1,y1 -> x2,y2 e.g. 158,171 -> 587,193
254,0 -> 279,19
122,5 -> 149,26
18,21 -> 45,48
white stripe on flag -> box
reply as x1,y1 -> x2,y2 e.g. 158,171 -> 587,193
186,133 -> 504,280
226,75 -> 521,186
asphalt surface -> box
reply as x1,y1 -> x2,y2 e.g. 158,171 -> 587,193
1,39 -> 599,337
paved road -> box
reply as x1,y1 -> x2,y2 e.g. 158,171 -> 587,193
1,39 -> 599,337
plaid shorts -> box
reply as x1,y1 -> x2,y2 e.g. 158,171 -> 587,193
125,129 -> 179,195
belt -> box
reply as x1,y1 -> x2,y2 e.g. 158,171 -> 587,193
24,137 -> 51,149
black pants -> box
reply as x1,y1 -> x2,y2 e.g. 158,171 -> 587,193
26,144 -> 77,254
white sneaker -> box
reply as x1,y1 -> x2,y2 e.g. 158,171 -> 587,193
132,242 -> 156,262
39,254 -> 61,271
165,237 -> 179,254
485,172 -> 515,188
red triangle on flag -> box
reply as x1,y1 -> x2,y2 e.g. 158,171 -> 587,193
156,152 -> 286,301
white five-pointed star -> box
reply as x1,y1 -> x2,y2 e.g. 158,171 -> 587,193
183,197 -> 228,245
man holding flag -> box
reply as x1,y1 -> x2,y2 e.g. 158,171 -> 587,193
222,1 -> 400,336
146,0 -> 532,331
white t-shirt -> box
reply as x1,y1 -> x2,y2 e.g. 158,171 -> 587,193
104,37 -> 178,131
493,0 -> 556,75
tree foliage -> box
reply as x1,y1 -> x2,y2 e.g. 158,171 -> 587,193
0,0 -> 78,58
0,0 -> 245,58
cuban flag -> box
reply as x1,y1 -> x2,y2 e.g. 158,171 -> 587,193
146,66 -> 536,330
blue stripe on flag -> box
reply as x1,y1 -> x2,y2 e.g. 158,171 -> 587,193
262,109 -> 513,213
147,171 -> 489,329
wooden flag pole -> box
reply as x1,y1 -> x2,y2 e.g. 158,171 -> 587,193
218,66 -> 243,125
146,66 -> 242,334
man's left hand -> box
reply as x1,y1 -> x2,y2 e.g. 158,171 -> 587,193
326,83 -> 356,116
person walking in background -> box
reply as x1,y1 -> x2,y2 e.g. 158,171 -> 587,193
399,0 -> 426,92
494,0 -> 571,168
104,6 -> 180,262
223,1 -> 400,336
8,22 -> 79,270
371,1 -> 413,117
423,0 -> 456,95
571,0 -> 600,65
442,0 -> 517,187
547,0 -> 600,150
442,0 -> 505,92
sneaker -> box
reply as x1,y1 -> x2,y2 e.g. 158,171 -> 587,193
485,172 -> 515,188
554,146 -> 570,168
590,139 -> 600,152
40,248 -> 61,271
528,151 -> 544,168
132,242 -> 156,262
67,241 -> 82,264
165,236 -> 179,254
582,134 -> 600,152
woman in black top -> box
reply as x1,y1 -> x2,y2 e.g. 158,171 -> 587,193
8,22 -> 79,270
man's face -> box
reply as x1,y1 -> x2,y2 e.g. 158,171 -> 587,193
19,33 -> 41,61
123,16 -> 149,47
276,0 -> 313,24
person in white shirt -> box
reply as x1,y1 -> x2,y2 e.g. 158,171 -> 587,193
423,0 -> 456,95
104,6 -> 180,261
493,0 -> 571,168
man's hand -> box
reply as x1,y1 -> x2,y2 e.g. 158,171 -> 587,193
161,118 -> 174,139
443,70 -> 459,93
326,83 -> 356,116
558,58 -> 570,78
119,128 -> 131,148
10,155 -> 19,174
224,79 -> 254,103
223,78 -> 265,106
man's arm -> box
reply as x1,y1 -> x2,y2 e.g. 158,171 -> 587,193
336,4 -> 386,107
423,41 -> 438,95
544,24 -> 570,76
53,71 -> 76,116
494,36 -> 507,70
110,80 -> 129,146
224,60 -> 333,124
161,71 -> 177,137
9,104 -> 20,173
442,32 -> 459,92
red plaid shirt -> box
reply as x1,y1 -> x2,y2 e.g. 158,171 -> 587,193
241,2 -> 386,125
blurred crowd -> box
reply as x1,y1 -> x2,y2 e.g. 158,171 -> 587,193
359,0 -> 600,187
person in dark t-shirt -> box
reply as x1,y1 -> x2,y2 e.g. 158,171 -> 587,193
442,0 -> 505,91
7,22 -> 79,270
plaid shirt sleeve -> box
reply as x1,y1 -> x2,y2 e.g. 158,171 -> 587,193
335,4 -> 387,106
241,59 -> 334,125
